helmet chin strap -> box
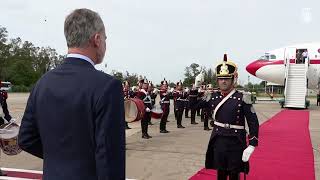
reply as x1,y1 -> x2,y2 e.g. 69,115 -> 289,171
233,77 -> 238,87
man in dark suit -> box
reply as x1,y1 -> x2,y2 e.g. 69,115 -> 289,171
18,8 -> 125,180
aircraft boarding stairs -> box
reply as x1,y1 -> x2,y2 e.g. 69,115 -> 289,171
284,63 -> 308,108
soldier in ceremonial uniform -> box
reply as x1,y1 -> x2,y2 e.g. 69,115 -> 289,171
123,81 -> 133,129
0,88 -> 12,176
197,85 -> 205,118
159,79 -> 170,133
188,84 -> 199,125
136,79 -> 153,139
184,87 -> 190,118
173,81 -> 187,128
0,88 -> 12,125
173,85 -> 178,121
200,84 -> 206,122
148,81 -> 157,125
205,54 -> 259,180
199,84 -> 214,131
317,91 -> 320,106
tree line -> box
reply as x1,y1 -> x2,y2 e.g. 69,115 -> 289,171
1,25 -> 262,92
0,26 -> 64,92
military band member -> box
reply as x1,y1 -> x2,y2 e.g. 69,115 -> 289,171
173,81 -> 187,128
123,81 -> 133,130
136,79 -> 153,139
148,81 -> 156,125
188,84 -> 199,125
205,54 -> 259,180
0,88 -> 11,176
197,85 -> 206,121
317,91 -> 320,106
159,79 -> 170,133
204,84 -> 215,130
0,89 -> 12,125
173,85 -> 178,121
184,87 -> 190,118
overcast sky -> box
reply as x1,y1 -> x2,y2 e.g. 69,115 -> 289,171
1,0 -> 319,85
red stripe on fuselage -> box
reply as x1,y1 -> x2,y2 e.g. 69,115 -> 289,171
246,59 -> 320,76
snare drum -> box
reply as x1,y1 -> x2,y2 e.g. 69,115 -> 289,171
0,122 -> 22,155
124,98 -> 145,123
151,105 -> 163,119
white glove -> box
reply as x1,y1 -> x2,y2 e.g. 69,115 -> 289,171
242,145 -> 255,162
9,118 -> 16,123
146,108 -> 151,112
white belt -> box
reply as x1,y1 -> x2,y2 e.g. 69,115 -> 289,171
214,121 -> 245,130
161,101 -> 170,103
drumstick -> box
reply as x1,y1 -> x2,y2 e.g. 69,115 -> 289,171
3,118 -> 16,129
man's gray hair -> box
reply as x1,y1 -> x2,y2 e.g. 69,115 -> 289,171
64,8 -> 105,48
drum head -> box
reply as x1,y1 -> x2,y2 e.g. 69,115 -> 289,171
0,123 -> 19,139
124,99 -> 138,122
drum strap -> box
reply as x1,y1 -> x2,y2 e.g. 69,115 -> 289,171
0,103 -> 3,117
213,89 -> 236,120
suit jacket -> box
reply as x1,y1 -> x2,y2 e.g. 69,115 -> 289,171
18,57 -> 126,180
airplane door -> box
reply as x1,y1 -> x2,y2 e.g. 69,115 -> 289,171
284,47 -> 296,65
296,48 -> 308,64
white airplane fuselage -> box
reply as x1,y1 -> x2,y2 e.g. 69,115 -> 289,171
246,43 -> 320,90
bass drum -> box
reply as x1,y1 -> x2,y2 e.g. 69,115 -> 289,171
0,122 -> 22,155
124,98 -> 145,123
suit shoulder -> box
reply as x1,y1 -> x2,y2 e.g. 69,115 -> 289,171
90,70 -> 121,87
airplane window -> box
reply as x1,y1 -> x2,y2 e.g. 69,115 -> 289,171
259,54 -> 276,60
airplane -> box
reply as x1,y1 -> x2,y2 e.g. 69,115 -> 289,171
246,42 -> 320,90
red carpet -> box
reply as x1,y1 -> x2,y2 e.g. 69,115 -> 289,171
1,168 -> 43,179
190,110 -> 315,180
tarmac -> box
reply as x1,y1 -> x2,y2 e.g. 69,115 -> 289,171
1,93 -> 319,180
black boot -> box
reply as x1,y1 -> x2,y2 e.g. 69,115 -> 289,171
204,126 -> 211,131
177,124 -> 185,128
229,171 -> 240,180
146,134 -> 152,138
142,133 -> 149,139
217,170 -> 228,180
191,121 -> 198,125
160,129 -> 170,133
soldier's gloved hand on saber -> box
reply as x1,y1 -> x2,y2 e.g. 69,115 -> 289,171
242,145 -> 255,162
146,108 -> 151,112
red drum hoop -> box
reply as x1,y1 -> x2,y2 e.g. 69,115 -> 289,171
150,105 -> 163,119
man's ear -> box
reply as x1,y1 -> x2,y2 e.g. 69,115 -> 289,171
93,34 -> 101,48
